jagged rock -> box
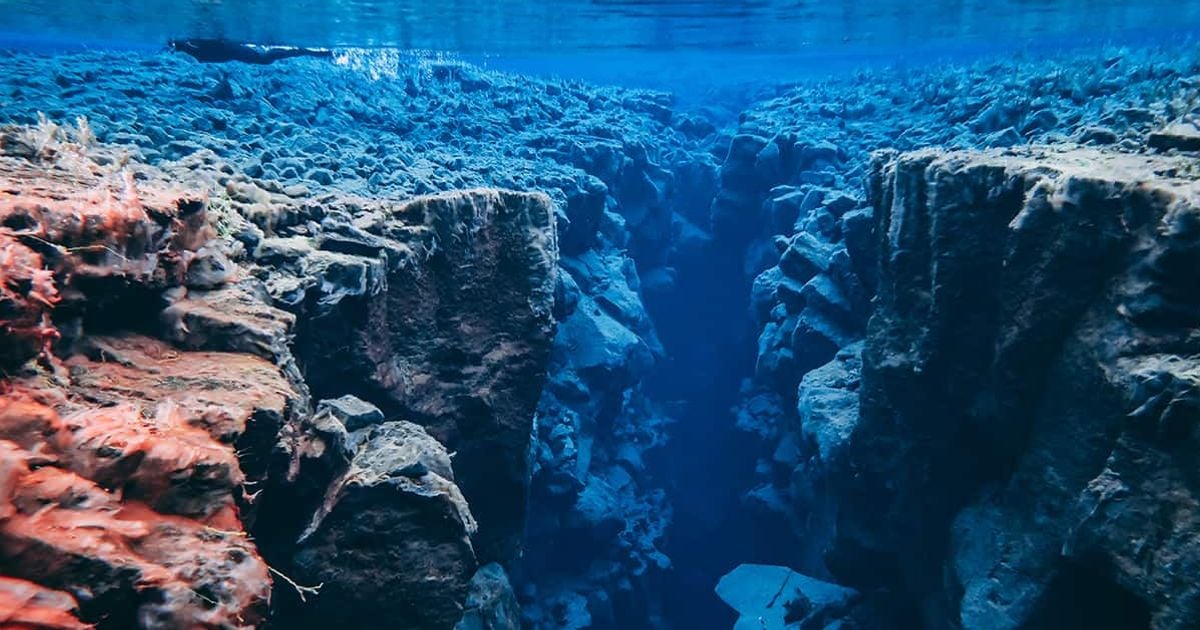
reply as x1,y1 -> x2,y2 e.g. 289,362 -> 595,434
1148,119 -> 1200,151
290,420 -> 479,629
0,51 -> 716,629
316,394 -> 385,431
715,564 -> 859,630
160,281 -> 297,363
778,233 -> 836,283
455,563 -> 522,630
288,188 -> 558,563
0,577 -> 88,629
0,136 -> 311,629
0,377 -> 279,629
796,343 -> 862,466
839,208 -> 876,293
0,127 -> 209,368
832,145 -> 1200,629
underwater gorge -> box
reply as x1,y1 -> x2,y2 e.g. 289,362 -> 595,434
1,4 -> 1200,629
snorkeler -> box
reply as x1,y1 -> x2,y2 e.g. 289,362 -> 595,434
168,38 -> 332,64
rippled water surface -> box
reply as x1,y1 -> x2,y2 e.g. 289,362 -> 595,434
1,0 -> 1198,53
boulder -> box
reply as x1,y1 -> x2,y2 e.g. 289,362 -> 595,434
455,564 -> 522,630
715,564 -> 859,630
316,394 -> 385,431
291,421 -> 478,629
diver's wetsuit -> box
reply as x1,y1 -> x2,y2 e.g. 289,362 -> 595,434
168,39 -> 332,64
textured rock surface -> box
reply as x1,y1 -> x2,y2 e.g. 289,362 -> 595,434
716,47 -> 1200,628
0,49 -> 716,624
0,576 -> 88,629
265,187 -> 558,563
0,134 -> 303,628
456,563 -> 523,630
13,41 -> 1200,630
0,112 -> 562,629
823,146 -> 1200,629
289,420 -> 479,628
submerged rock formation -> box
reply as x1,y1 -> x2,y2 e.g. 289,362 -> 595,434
256,187 -> 558,564
0,124 -> 297,628
10,40 -> 1200,630
289,418 -> 479,627
0,50 -> 720,626
829,145 -> 1200,629
729,142 -> 1200,629
0,114 -> 560,628
716,564 -> 861,630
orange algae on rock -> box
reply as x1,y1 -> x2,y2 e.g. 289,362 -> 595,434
0,576 -> 90,630
0,380 -> 274,627
0,124 -> 303,628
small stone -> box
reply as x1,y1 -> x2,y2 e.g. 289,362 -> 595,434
317,395 -> 385,431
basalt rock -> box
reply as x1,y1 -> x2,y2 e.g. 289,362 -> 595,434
268,188 -> 558,564
287,420 -> 479,629
455,563 -> 522,630
0,125 -> 555,630
827,146 -> 1200,629
715,564 -> 861,630
0,132 -> 316,629
0,576 -> 88,629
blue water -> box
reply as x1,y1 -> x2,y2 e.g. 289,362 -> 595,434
3,0 -> 1199,52
3,0 -> 1200,92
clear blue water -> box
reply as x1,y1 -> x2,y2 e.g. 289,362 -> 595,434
3,0 -> 1198,52
2,0 -> 1199,91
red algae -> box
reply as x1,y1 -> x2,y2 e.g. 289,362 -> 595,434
0,576 -> 90,630
0,125 -> 296,628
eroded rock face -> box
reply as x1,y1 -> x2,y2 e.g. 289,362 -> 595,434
456,563 -> 522,630
0,576 -> 88,629
0,130 -> 307,628
829,146 -> 1200,629
260,188 -> 558,564
0,124 -> 557,629
289,420 -> 479,628
0,49 -> 721,624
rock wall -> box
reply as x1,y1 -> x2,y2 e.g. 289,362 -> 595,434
0,109 -> 561,628
0,49 -> 726,628
0,126 -> 300,628
726,45 -> 1200,569
714,46 -> 1200,630
828,146 -> 1200,629
250,187 -> 558,564
13,41 -> 1200,630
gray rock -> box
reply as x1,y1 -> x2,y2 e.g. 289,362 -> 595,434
293,189 -> 558,563
1149,119 -> 1200,151
185,246 -> 235,289
293,420 -> 478,629
455,564 -> 521,630
316,394 -> 385,431
779,233 -> 837,282
836,145 -> 1200,629
716,564 -> 859,630
797,344 -> 862,465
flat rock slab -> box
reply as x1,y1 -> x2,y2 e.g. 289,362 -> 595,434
716,564 -> 859,630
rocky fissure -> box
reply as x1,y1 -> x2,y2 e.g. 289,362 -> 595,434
2,42 -> 1200,630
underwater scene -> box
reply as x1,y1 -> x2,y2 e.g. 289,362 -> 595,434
0,1 -> 1199,629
